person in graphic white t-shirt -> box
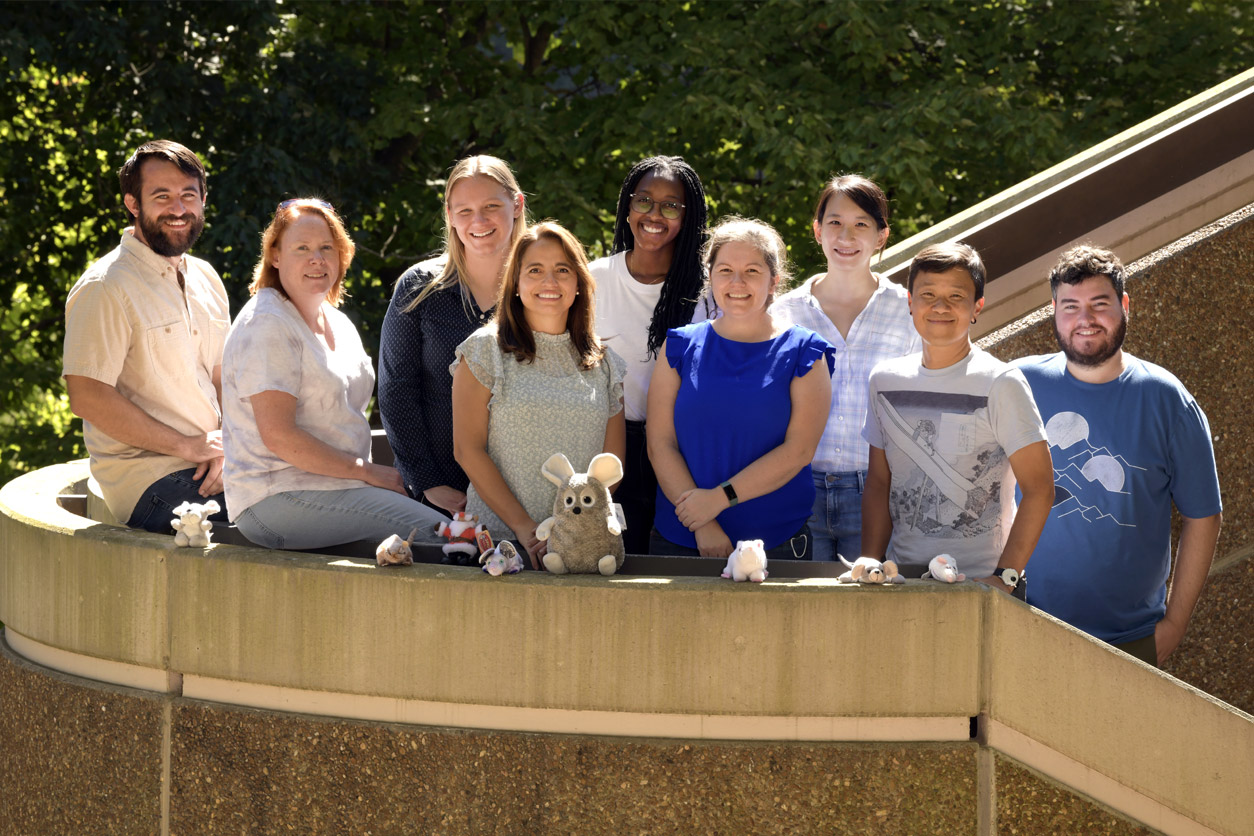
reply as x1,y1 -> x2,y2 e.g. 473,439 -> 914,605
861,242 -> 1054,593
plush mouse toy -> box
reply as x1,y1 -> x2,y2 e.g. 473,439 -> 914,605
480,540 -> 524,576
436,511 -> 485,566
376,527 -> 418,567
536,452 -> 626,576
837,555 -> 903,584
170,500 -> 220,547
722,539 -> 768,582
923,553 -> 965,583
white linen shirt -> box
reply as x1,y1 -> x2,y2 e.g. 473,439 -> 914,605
772,273 -> 920,473
221,288 -> 375,520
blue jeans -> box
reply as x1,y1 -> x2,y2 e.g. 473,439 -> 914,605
809,470 -> 865,563
127,467 -> 228,534
236,487 -> 449,550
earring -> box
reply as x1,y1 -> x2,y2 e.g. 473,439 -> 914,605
970,317 -> 977,324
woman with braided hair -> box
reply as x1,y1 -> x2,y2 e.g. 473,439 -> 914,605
588,155 -> 711,553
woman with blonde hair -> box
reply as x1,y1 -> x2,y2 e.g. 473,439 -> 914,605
222,199 -> 447,549
452,221 -> 626,567
648,217 -> 834,559
379,155 -> 527,517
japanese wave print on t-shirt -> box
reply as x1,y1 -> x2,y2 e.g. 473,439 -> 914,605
1044,411 -> 1143,528
877,390 -> 1005,540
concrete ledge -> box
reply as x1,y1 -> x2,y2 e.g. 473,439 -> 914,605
2,461 -> 984,719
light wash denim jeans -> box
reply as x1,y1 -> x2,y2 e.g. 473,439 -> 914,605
127,467 -> 227,534
236,487 -> 449,550
809,470 -> 865,563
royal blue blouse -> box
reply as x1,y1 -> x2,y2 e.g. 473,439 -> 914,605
654,321 -> 835,550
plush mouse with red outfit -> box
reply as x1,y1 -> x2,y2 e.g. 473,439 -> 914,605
436,511 -> 485,566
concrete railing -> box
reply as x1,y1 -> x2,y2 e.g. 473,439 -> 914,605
877,66 -> 1254,338
2,459 -> 1251,835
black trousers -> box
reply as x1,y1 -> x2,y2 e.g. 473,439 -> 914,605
618,420 -> 657,555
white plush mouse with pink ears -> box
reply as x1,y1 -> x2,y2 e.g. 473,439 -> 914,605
923,554 -> 965,583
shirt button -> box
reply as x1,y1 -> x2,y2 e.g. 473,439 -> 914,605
838,416 -> 844,421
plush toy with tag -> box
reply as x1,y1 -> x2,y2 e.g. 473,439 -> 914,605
170,500 -> 220,548
436,511 -> 485,566
480,540 -> 524,576
376,527 -> 418,567
722,539 -> 768,582
923,554 -> 965,583
536,452 -> 625,576
837,555 -> 903,584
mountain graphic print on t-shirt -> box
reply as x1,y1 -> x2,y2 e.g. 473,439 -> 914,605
1044,411 -> 1144,529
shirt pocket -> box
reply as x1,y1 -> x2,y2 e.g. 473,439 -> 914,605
197,314 -> 229,371
867,326 -> 916,359
145,319 -> 194,382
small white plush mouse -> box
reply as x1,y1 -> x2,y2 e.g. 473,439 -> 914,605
721,539 -> 768,583
170,500 -> 220,548
837,555 -> 903,584
923,554 -> 965,583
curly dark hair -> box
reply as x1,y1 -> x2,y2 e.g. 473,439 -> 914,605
1048,245 -> 1126,299
609,155 -> 709,357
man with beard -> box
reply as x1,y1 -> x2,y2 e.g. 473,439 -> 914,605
63,140 -> 230,532
1014,246 -> 1221,666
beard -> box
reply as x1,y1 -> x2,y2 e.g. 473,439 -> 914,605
137,205 -> 205,258
1055,312 -> 1127,367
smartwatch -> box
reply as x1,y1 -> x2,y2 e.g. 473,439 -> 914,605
719,480 -> 739,507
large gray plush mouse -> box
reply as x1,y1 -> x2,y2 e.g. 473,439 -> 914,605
536,452 -> 625,576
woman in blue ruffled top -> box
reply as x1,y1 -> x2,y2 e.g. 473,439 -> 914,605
647,217 -> 835,560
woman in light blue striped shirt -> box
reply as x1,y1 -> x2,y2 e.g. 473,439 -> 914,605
771,175 -> 920,562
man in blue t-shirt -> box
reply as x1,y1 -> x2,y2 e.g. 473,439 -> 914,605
1014,246 -> 1222,667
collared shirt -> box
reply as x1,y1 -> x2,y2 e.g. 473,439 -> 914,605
63,228 -> 230,521
772,273 -> 920,472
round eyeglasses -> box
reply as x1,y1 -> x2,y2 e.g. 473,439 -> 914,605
629,194 -> 684,220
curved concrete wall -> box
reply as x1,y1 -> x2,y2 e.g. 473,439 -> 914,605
3,460 -> 1252,835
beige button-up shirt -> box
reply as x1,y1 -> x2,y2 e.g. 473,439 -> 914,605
63,229 -> 230,521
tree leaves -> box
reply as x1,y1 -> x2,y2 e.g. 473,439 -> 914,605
1,0 -> 1249,483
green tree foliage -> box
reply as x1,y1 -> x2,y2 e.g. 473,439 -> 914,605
1,0 -> 1249,484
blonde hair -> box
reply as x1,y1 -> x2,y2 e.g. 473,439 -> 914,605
495,221 -> 604,370
405,155 -> 526,312
701,216 -> 791,308
249,200 -> 355,307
